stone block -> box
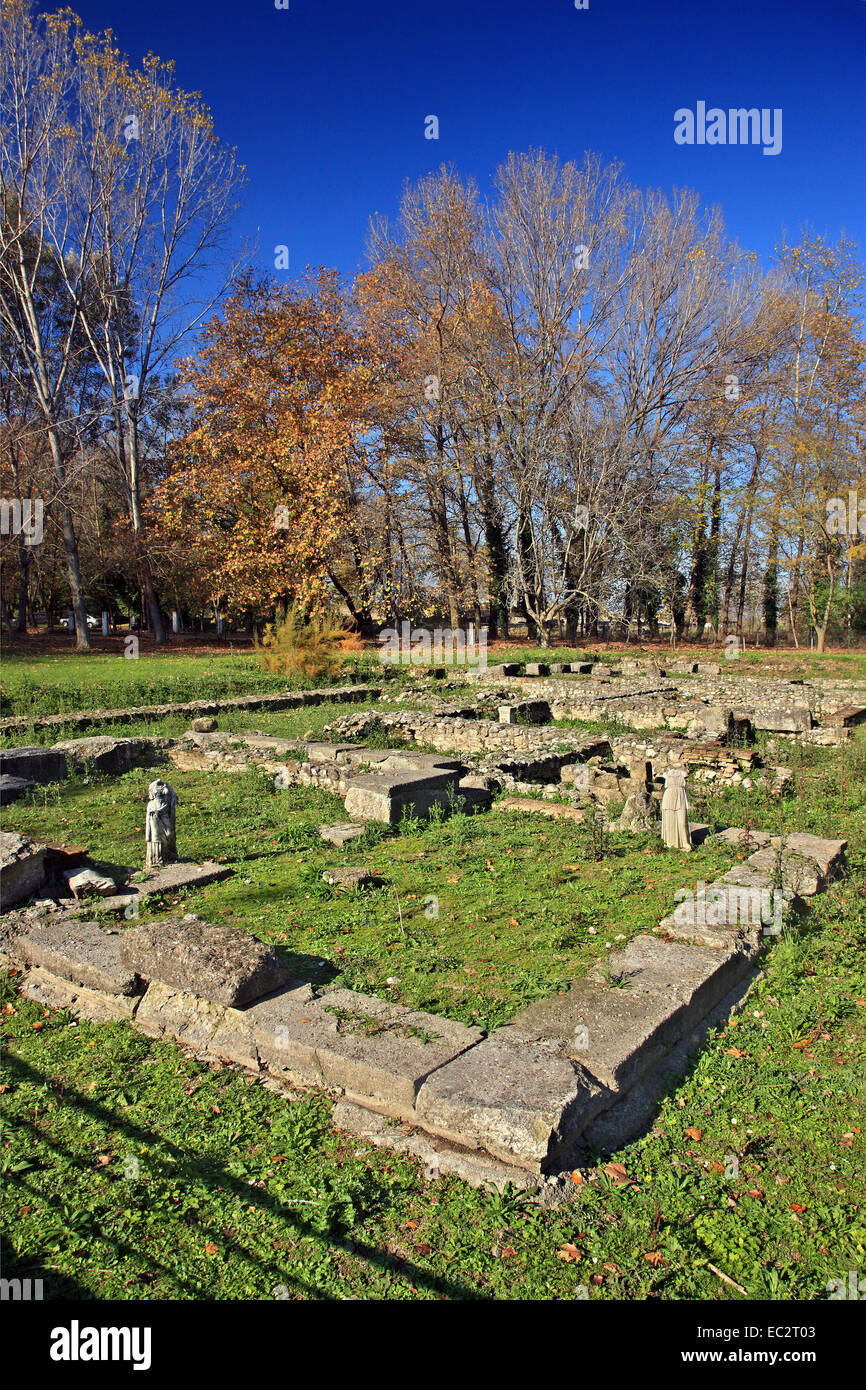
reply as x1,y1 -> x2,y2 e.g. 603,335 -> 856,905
783,833 -> 847,879
820,705 -> 866,728
0,832 -> 46,908
331,1100 -> 536,1192
53,736 -> 156,775
135,980 -> 226,1049
206,1008 -> 260,1069
524,663 -> 550,677
505,936 -> 755,1098
0,746 -> 67,784
752,706 -> 812,733
343,767 -> 458,824
415,1035 -> 602,1171
313,989 -> 484,1114
322,866 -> 377,891
20,965 -> 139,1022
136,861 -> 233,896
12,919 -> 141,996
498,700 -> 551,726
243,983 -> 323,1084
318,822 -> 367,847
483,663 -> 522,678
0,775 -> 34,805
65,867 -> 118,898
120,917 -> 293,1007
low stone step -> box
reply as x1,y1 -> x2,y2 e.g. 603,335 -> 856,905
331,1099 -> 538,1192
503,936 -> 755,1102
246,985 -> 483,1115
11,919 -> 141,996
20,965 -> 139,1022
134,860 -> 233,896
498,797 -> 585,822
414,1034 -> 603,1172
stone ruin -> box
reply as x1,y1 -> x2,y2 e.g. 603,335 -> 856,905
0,663 -> 857,1189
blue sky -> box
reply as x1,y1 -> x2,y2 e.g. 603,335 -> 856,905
47,0 -> 865,284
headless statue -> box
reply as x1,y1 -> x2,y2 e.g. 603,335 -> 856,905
145,779 -> 178,869
661,766 -> 691,851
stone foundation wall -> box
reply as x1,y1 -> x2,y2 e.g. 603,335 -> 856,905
2,830 -> 846,1180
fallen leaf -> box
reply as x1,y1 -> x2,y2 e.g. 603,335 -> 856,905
685,1127 -> 703,1142
570,1170 -> 584,1186
724,1047 -> 748,1058
602,1161 -> 632,1185
644,1251 -> 665,1267
557,1243 -> 583,1263
789,1203 -> 807,1214
204,1242 -> 219,1255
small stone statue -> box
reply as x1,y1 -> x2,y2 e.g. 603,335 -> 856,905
661,766 -> 692,851
145,779 -> 178,868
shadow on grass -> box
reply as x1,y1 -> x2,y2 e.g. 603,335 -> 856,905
3,1051 -> 488,1302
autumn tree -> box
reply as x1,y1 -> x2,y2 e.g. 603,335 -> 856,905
156,271 -> 374,621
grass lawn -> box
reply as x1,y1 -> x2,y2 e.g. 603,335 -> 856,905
2,873 -> 863,1301
0,646 -> 385,721
1,762 -> 735,1030
0,701 -> 407,751
2,655 -> 865,1301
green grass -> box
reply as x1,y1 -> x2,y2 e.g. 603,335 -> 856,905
2,652 -> 866,1300
0,649 -> 386,720
1,761 -> 734,1030
2,875 -> 863,1301
0,701 -> 402,750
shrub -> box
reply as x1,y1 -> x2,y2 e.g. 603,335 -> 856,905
254,606 -> 362,680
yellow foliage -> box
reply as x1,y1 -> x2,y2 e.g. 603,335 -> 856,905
254,606 -> 359,680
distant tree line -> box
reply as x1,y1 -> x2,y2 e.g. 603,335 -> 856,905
2,1 -> 864,652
